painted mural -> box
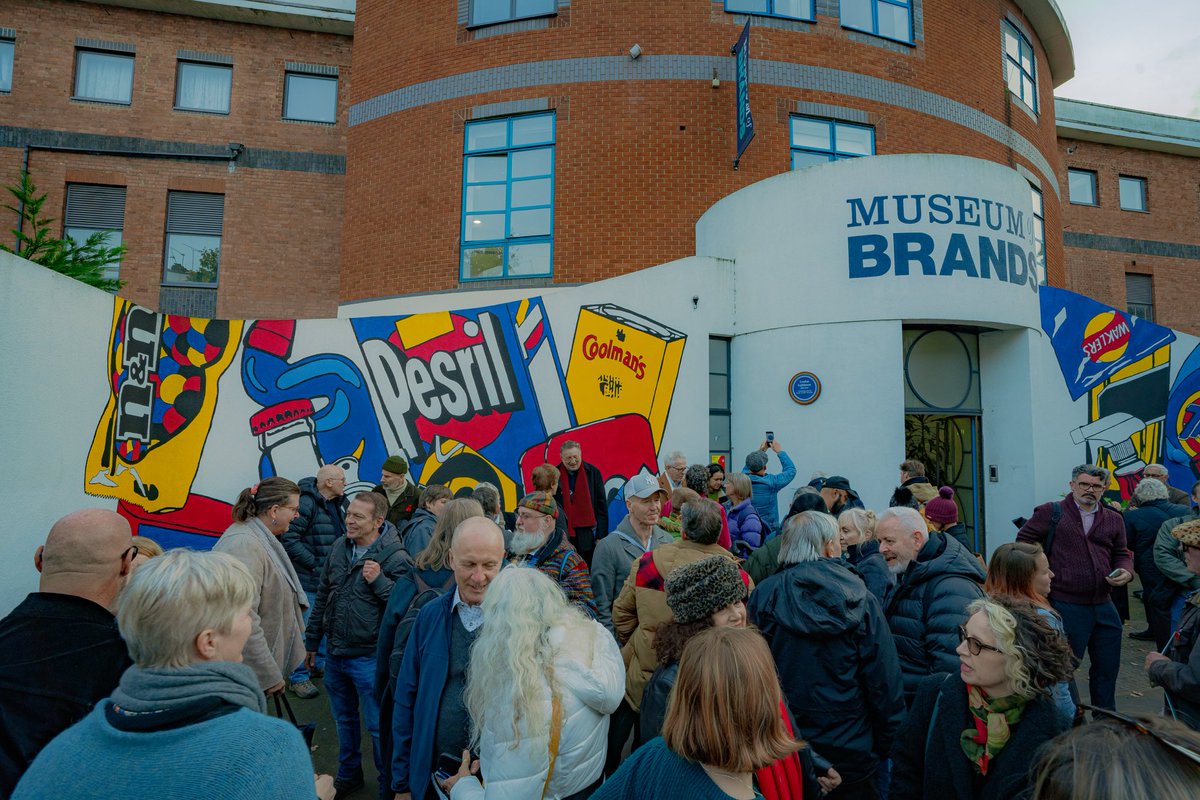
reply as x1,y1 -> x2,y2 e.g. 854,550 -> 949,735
1040,286 -> 1197,501
84,297 -> 686,547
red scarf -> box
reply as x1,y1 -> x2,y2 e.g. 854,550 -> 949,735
755,700 -> 804,800
559,464 -> 597,529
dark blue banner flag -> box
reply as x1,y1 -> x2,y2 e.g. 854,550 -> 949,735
1039,286 -> 1175,400
732,20 -> 754,167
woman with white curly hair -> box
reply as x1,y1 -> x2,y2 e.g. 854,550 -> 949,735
439,566 -> 625,800
890,596 -> 1074,800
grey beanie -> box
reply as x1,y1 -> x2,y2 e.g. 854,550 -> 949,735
665,556 -> 747,625
745,450 -> 768,473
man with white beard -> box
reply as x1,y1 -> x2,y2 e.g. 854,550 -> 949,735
509,491 -> 597,619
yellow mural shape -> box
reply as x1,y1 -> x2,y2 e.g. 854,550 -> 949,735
84,300 -> 244,512
566,304 -> 685,449
395,311 -> 455,349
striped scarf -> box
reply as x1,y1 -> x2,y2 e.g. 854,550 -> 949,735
960,685 -> 1028,775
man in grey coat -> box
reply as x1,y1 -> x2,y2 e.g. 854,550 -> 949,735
589,467 -> 672,777
1155,479 -> 1200,633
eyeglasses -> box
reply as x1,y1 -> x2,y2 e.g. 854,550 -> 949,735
958,625 -> 1003,656
1072,480 -> 1104,491
120,545 -> 140,563
1081,705 -> 1200,766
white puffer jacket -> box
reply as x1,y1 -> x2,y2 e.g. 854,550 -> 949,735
450,619 -> 625,800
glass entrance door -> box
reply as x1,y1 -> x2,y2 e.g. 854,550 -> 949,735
904,414 -> 984,553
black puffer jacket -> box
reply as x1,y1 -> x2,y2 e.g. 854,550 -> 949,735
885,532 -> 985,701
846,540 -> 893,605
281,476 -> 347,592
1124,499 -> 1190,601
304,523 -> 411,658
749,558 -> 906,784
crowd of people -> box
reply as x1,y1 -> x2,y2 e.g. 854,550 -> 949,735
1,441 -> 1199,799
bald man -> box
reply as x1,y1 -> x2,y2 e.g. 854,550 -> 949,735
0,509 -> 136,795
281,464 -> 347,698
389,518 -> 505,800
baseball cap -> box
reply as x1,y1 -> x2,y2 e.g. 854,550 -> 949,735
625,468 -> 667,500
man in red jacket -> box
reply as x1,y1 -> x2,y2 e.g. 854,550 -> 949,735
1017,464 -> 1134,710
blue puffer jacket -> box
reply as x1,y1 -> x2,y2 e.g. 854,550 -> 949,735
727,499 -> 764,556
281,476 -> 346,593
884,532 -> 985,701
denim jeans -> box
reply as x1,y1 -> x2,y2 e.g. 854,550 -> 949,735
1052,598 -> 1122,710
290,590 -> 325,683
324,653 -> 383,786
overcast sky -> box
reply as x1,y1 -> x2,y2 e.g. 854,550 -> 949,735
1054,0 -> 1200,119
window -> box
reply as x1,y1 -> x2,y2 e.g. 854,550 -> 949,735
64,184 -> 125,285
163,192 -> 223,286
1126,274 -> 1154,322
175,61 -> 231,114
1067,168 -> 1097,206
841,0 -> 913,44
1002,22 -> 1037,112
284,72 -> 337,123
725,0 -> 814,21
461,112 -> 555,280
74,49 -> 134,104
1030,185 -> 1045,286
709,337 -> 732,468
0,35 -> 13,93
470,0 -> 555,27
790,116 -> 875,169
1119,176 -> 1147,212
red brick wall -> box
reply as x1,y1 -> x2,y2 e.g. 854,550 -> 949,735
1058,138 -> 1200,333
343,0 -> 1066,302
0,0 -> 350,319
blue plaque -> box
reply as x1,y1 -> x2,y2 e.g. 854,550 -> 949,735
789,372 -> 821,405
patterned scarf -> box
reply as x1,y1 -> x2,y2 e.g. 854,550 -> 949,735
960,685 -> 1028,775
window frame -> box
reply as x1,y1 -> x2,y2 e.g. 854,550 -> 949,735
72,48 -> 135,106
709,336 -> 733,467
468,0 -> 557,28
724,0 -> 815,23
162,191 -> 224,288
1118,175 -> 1148,213
840,0 -> 915,45
0,37 -> 14,93
173,60 -> 232,115
1030,184 -> 1046,286
789,115 -> 876,169
63,183 -> 127,286
1067,168 -> 1098,207
460,111 -> 556,282
1126,273 -> 1154,323
1002,21 -> 1038,114
282,71 -> 338,124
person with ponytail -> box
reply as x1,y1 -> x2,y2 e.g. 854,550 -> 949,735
213,477 -> 308,696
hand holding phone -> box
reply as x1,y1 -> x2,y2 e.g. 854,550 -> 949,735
766,430 -> 774,443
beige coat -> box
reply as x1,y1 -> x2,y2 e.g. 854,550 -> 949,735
213,518 -> 308,690
612,539 -> 750,709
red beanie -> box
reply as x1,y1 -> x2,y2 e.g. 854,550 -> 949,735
924,486 -> 958,525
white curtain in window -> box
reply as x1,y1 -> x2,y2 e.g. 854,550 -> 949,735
76,52 -> 133,103
177,64 -> 230,112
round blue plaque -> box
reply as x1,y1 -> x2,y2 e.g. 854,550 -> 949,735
789,372 -> 821,405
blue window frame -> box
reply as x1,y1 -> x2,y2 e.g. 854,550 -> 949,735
725,0 -> 814,22
461,112 -> 555,281
841,0 -> 913,44
790,116 -> 875,170
1002,21 -> 1037,112
470,0 -> 556,27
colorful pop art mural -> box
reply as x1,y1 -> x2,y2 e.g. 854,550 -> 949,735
1039,286 -> 1198,500
84,297 -> 687,547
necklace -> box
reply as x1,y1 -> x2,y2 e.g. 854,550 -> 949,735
702,764 -> 755,794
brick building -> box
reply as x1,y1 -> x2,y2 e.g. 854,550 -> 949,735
341,0 -> 1073,303
1057,98 -> 1200,333
0,0 -> 352,319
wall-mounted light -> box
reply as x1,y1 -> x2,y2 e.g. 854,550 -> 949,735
629,44 -> 642,60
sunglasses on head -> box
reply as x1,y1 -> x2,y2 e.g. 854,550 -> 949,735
1081,705 -> 1200,766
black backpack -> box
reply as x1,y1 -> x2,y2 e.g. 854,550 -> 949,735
387,571 -> 455,686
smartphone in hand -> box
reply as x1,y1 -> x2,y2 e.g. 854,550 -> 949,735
1107,569 -> 1124,579
766,431 -> 774,443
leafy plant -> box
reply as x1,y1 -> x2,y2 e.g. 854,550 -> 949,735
2,171 -> 125,292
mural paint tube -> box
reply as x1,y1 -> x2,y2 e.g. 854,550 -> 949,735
250,399 -> 322,480
85,301 -> 243,512
565,304 -> 686,449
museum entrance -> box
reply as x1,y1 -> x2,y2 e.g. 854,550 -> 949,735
903,327 -> 985,553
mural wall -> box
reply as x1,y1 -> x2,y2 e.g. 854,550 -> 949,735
82,296 -> 686,547
1040,286 -> 1198,502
